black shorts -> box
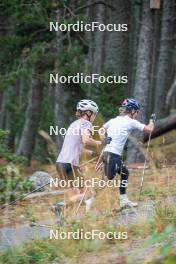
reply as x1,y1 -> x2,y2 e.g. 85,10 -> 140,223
103,151 -> 129,180
56,162 -> 82,182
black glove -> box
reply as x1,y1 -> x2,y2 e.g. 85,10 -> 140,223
150,113 -> 157,124
102,137 -> 112,145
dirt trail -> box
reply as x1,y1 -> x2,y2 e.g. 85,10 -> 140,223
75,251 -> 126,264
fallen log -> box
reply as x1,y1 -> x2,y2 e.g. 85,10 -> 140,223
26,190 -> 64,199
144,113 -> 176,142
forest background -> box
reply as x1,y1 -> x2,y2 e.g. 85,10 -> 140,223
0,0 -> 176,166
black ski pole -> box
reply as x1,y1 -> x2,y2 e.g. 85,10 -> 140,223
139,114 -> 156,200
0,180 -> 51,210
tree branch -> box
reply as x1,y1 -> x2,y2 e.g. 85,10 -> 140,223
72,1 -> 116,13
166,77 -> 176,105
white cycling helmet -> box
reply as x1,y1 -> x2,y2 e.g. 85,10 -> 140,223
77,99 -> 99,114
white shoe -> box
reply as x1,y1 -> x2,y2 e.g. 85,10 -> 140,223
120,195 -> 138,209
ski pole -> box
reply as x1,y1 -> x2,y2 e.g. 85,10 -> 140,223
0,180 -> 51,210
74,156 -> 103,215
139,130 -> 152,200
80,156 -> 98,168
75,141 -> 106,216
45,156 -> 99,176
139,114 -> 156,200
0,156 -> 99,211
74,187 -> 88,215
74,138 -> 112,215
95,148 -> 104,171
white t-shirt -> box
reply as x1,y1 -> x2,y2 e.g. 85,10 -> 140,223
56,118 -> 93,166
103,115 -> 145,156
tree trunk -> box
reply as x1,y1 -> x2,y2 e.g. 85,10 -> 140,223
86,1 -> 107,76
85,0 -> 93,71
127,0 -> 154,163
93,3 -> 106,74
105,0 -> 130,77
154,0 -> 175,118
149,9 -> 161,115
166,74 -> 176,109
54,9 -> 72,150
17,60 -> 45,164
0,91 -> 7,129
8,80 -> 21,151
128,1 -> 141,96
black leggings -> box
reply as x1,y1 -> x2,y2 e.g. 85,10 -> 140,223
103,152 -> 129,195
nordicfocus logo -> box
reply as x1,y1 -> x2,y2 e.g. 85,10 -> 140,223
49,21 -> 128,32
50,177 -> 128,189
49,126 -> 128,137
50,229 -> 128,240
49,73 -> 128,84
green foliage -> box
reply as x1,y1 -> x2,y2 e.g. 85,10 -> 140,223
0,129 -> 9,150
0,240 -> 59,264
146,226 -> 176,262
0,129 -> 32,204
0,129 -> 26,164
154,202 -> 176,229
128,226 -> 176,264
0,233 -> 106,264
0,0 -> 55,79
0,0 -> 126,162
82,77 -> 124,120
0,171 -> 33,204
58,44 -> 85,76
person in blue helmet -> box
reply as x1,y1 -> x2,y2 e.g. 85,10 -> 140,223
99,99 -> 155,208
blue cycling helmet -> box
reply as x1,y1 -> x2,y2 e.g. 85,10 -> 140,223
121,98 -> 140,110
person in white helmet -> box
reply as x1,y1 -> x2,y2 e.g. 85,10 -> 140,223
55,99 -> 102,213
99,99 -> 155,209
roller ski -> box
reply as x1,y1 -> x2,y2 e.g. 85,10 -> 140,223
111,195 -> 138,215
51,200 -> 65,227
120,195 -> 138,209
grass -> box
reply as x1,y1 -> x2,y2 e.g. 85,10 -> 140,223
154,202 -> 176,232
1,184 -> 176,264
128,225 -> 176,264
0,234 -> 108,264
0,130 -> 176,263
